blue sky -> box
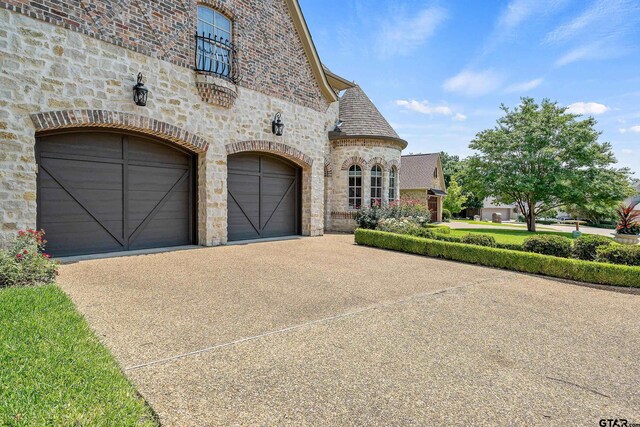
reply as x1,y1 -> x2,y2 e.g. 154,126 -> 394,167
299,0 -> 640,177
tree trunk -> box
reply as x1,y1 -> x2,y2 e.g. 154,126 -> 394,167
527,200 -> 536,232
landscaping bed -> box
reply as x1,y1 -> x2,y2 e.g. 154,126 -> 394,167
0,285 -> 158,426
355,229 -> 640,287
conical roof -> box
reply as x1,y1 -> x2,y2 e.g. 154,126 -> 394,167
334,85 -> 406,146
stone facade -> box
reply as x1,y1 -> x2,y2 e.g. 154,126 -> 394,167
0,3 -> 338,247
325,138 -> 404,232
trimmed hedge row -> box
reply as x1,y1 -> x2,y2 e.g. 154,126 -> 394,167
355,229 -> 640,288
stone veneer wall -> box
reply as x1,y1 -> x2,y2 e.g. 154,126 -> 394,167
325,138 -> 403,232
0,0 -> 330,112
0,9 -> 338,246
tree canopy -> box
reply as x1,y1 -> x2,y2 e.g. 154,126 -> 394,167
464,98 -> 633,231
443,176 -> 467,215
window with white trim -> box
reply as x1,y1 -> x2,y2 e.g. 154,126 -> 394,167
389,166 -> 397,201
348,165 -> 362,209
370,165 -> 382,206
196,6 -> 233,78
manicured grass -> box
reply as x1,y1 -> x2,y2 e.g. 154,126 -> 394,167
0,285 -> 157,427
450,219 -> 555,230
448,228 -> 578,245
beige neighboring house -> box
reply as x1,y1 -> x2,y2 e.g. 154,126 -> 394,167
399,154 -> 447,223
479,197 -> 519,222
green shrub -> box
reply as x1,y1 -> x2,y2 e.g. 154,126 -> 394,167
572,235 -> 614,261
355,229 -> 640,288
442,209 -> 452,222
355,199 -> 430,230
425,224 -> 451,234
496,242 -> 525,252
461,234 -> 497,248
523,235 -> 573,258
596,244 -> 640,266
0,230 -> 58,288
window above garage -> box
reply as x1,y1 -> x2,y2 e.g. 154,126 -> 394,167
195,6 -> 239,83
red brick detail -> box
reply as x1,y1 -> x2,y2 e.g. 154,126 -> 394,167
30,110 -> 209,153
367,157 -> 387,169
198,0 -> 234,19
330,211 -> 356,219
226,140 -> 313,167
324,159 -> 333,177
340,156 -> 366,170
195,79 -> 238,108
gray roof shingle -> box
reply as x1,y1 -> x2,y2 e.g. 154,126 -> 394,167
400,153 -> 441,190
335,85 -> 405,144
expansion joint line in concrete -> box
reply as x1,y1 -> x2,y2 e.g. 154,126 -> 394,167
125,273 -> 516,371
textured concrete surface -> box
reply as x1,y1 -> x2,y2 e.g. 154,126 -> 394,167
58,234 -> 640,426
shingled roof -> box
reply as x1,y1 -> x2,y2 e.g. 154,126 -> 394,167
332,85 -> 407,147
400,153 -> 441,190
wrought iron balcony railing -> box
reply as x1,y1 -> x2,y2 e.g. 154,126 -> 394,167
194,32 -> 240,83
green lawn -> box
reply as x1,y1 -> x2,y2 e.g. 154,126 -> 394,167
0,285 -> 157,427
448,228 -> 577,245
451,219 -> 555,230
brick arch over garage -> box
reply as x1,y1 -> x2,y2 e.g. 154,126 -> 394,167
30,110 -> 210,153
225,140 -> 314,168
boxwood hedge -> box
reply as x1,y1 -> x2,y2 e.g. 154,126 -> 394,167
355,229 -> 640,288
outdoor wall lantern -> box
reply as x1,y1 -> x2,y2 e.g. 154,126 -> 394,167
133,72 -> 149,107
272,112 -> 284,136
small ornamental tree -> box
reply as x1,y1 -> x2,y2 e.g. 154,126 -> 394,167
465,98 -> 633,232
443,177 -> 467,216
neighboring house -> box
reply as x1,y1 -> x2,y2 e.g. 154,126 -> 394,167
0,0 -> 406,256
399,154 -> 447,223
479,197 -> 519,222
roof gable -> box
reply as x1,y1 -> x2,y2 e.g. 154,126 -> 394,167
400,154 -> 444,190
284,0 -> 338,103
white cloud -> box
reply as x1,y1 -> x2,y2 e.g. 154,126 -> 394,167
566,102 -> 610,115
443,69 -> 504,97
621,149 -> 634,154
620,125 -> 640,134
395,100 -> 452,116
378,6 -> 447,58
395,100 -> 468,122
504,78 -> 543,93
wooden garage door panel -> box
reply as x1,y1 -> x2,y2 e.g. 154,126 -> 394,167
43,221 -> 124,257
227,154 -> 299,241
37,133 -> 123,159
128,137 -> 190,166
37,132 -> 194,256
227,195 -> 261,241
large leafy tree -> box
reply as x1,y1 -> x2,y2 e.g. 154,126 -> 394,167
439,152 -> 483,210
465,98 -> 633,232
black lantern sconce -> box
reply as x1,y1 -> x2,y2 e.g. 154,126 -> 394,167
272,112 -> 284,136
133,72 -> 149,107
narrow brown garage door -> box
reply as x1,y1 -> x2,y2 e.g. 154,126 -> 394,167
227,153 -> 300,241
36,132 -> 195,257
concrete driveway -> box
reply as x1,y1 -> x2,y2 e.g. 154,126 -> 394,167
58,234 -> 640,426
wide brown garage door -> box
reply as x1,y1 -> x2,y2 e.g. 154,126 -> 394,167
227,153 -> 301,241
36,131 -> 195,257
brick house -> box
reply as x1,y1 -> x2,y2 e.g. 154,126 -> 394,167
399,154 -> 446,223
0,0 -> 405,256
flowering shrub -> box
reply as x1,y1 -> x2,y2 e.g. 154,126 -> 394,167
0,229 -> 58,288
615,202 -> 640,235
377,217 -> 422,235
354,198 -> 430,230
